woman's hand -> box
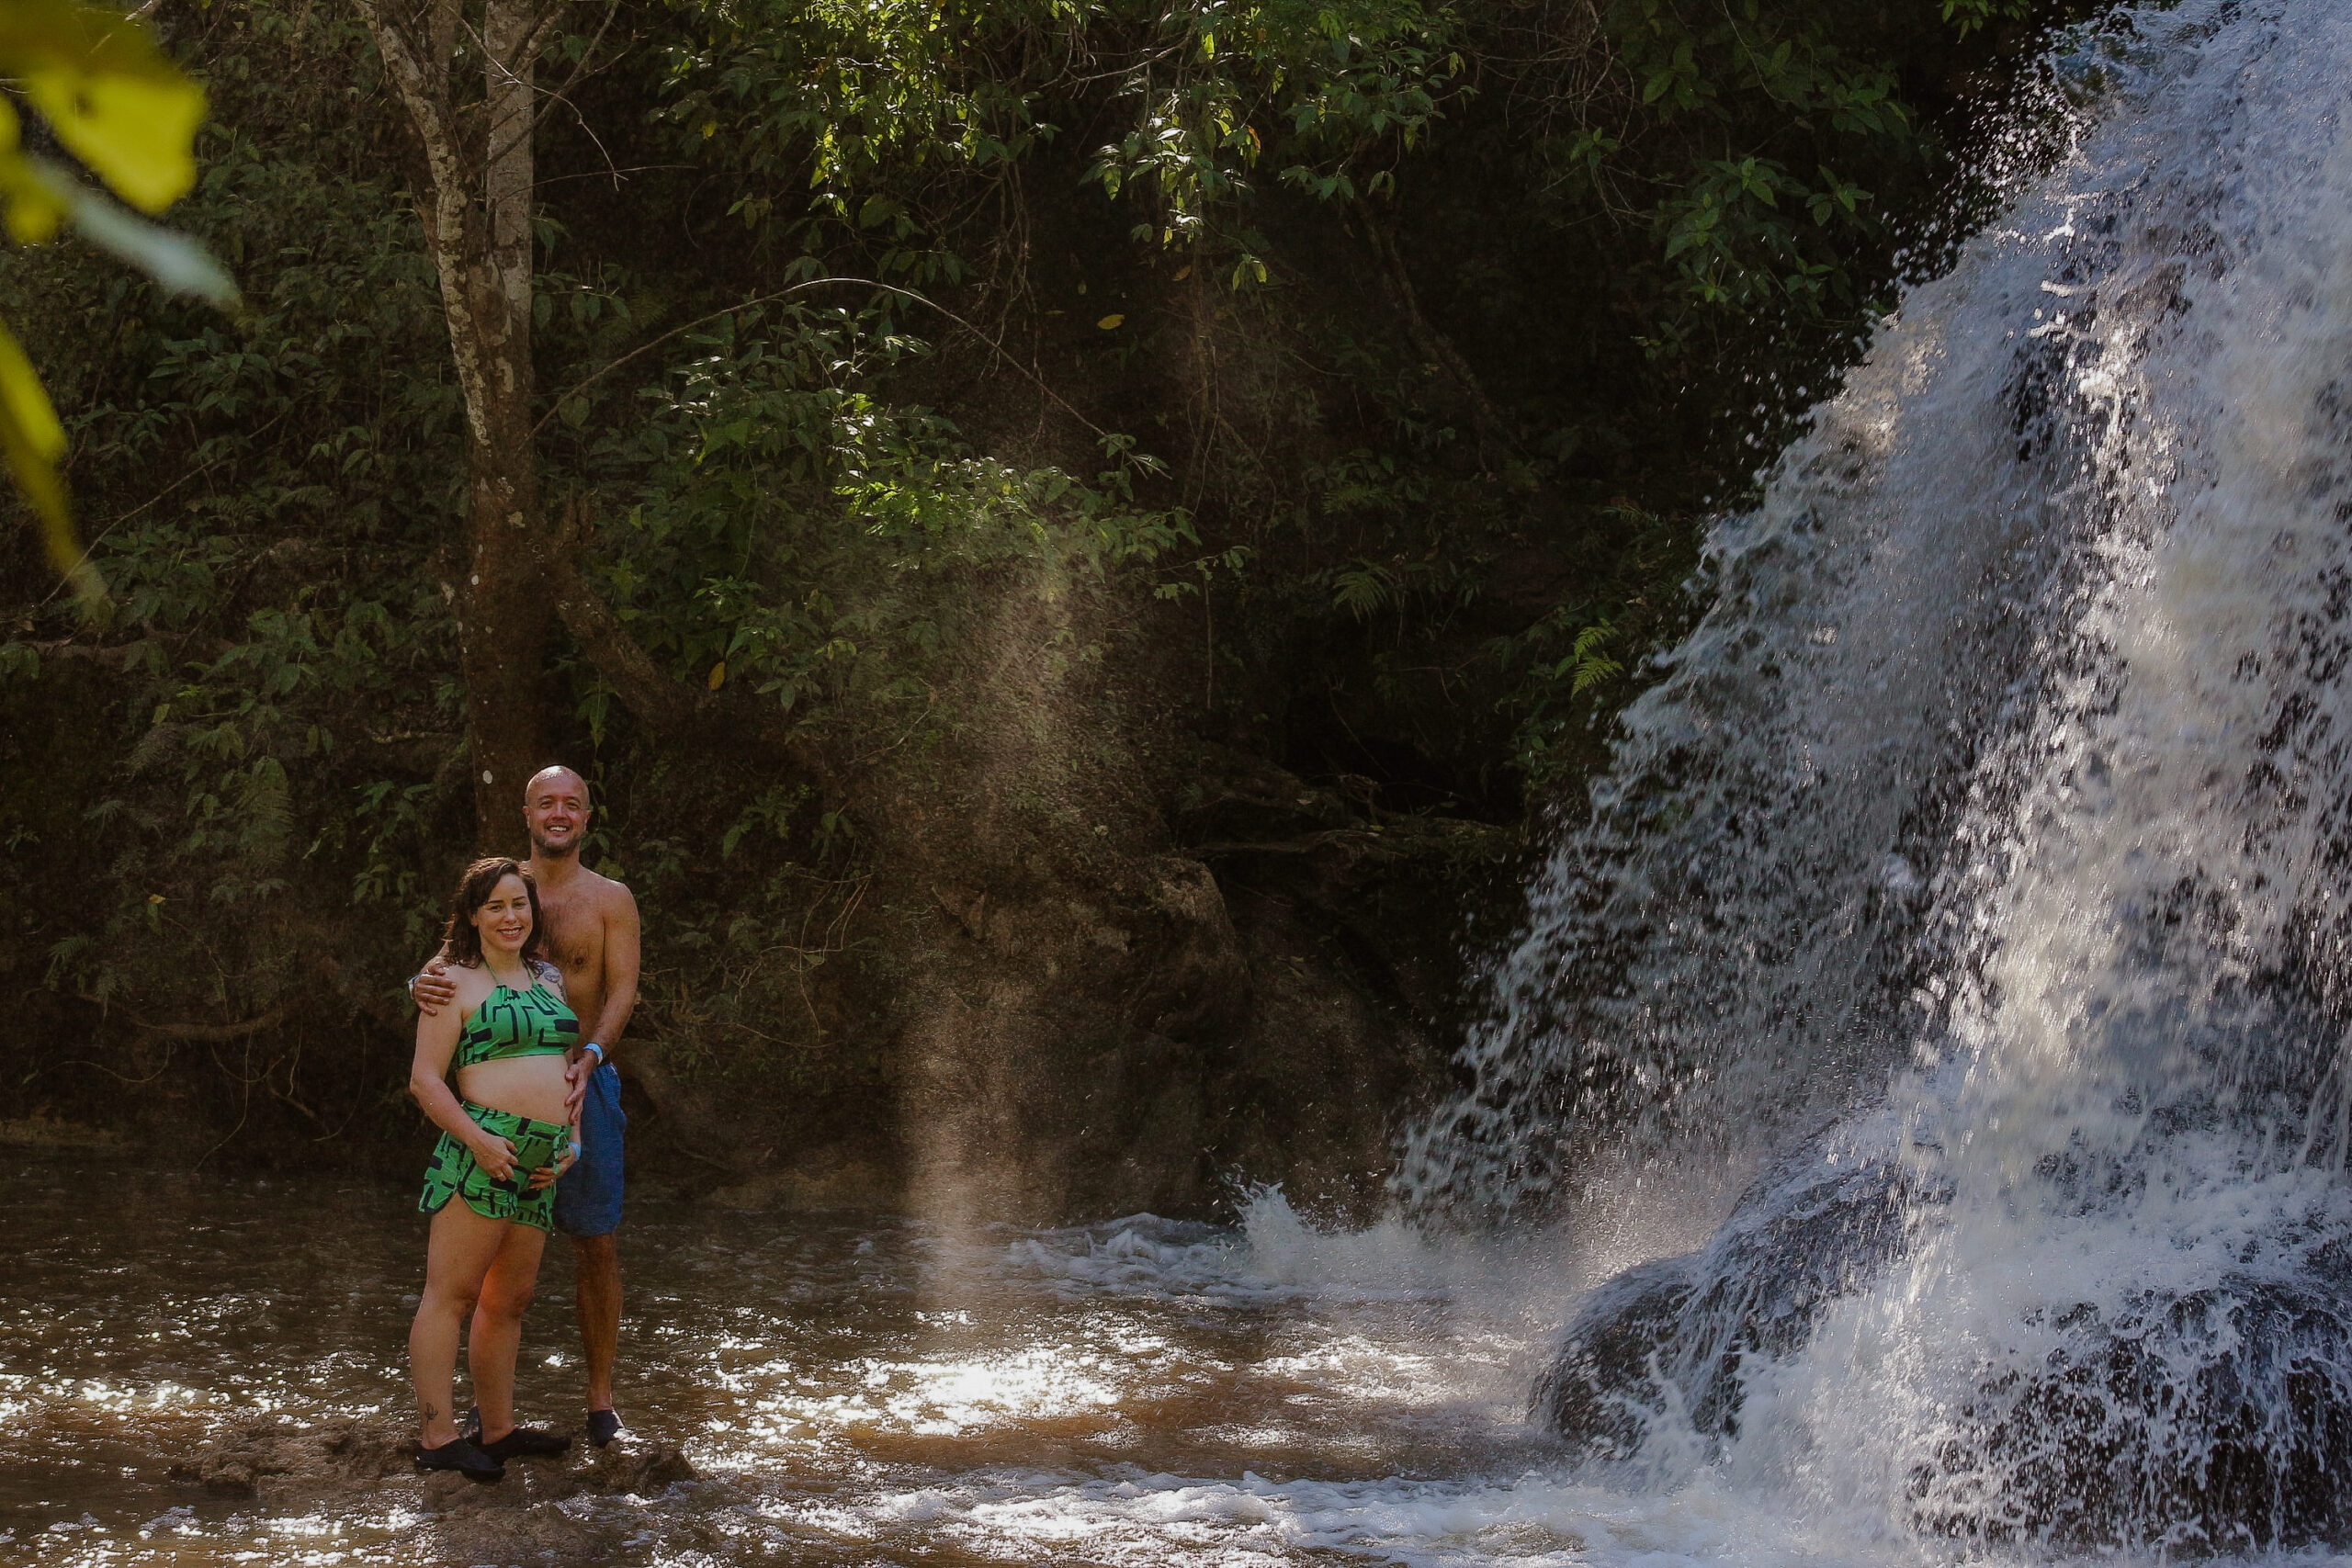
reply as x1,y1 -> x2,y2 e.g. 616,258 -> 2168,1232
468,1130 -> 520,1183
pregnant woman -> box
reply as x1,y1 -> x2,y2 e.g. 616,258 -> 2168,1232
408,856 -> 582,1481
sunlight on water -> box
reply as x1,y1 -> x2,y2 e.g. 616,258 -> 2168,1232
0,1155 -> 1584,1567
0,1153 -> 1984,1568
10,1145 -> 2352,1565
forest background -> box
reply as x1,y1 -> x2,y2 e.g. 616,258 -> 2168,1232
0,0 -> 2087,1223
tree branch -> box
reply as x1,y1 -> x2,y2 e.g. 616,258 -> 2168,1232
1358,204 -> 1524,466
539,498 -> 841,792
355,0 -> 502,450
79,997 -> 290,1041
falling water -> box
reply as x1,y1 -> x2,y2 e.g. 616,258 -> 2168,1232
1392,0 -> 2352,1541
1400,6 -> 2190,1223
1401,0 -> 2352,1549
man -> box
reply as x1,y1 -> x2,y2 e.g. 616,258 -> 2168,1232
413,764 -> 639,1447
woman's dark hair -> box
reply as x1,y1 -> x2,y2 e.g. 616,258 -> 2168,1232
440,856 -> 547,969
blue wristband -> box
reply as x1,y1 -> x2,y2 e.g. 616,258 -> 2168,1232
583,1043 -> 605,1066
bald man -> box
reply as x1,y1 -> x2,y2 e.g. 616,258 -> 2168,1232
413,765 -> 640,1448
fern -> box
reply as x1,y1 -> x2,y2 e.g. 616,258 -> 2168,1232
1558,619 -> 1623,694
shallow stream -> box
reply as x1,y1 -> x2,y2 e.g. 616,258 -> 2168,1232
0,1149 -> 1794,1568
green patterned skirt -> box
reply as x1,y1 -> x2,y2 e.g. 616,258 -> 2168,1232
419,1101 -> 571,1233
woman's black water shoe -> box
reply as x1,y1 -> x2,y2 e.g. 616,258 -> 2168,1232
586,1408 -> 622,1448
414,1438 -> 504,1483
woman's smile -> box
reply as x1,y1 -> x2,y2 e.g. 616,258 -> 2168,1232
470,874 -> 537,955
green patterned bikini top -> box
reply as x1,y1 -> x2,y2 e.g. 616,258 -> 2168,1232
455,962 -> 581,1068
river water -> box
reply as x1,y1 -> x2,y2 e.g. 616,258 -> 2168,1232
1,1149 -> 1792,1568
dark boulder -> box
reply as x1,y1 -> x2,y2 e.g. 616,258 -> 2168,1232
1539,1123 -> 2352,1548
1906,1270 -> 2352,1551
1538,1114 -> 1921,1454
1533,1254 -> 1697,1461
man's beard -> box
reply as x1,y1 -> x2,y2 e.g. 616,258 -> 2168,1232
530,830 -> 582,860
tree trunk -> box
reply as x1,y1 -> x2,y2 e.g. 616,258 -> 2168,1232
358,0 -> 553,847
459,0 -> 548,844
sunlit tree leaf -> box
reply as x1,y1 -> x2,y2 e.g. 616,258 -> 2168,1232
0,0 -> 206,212
0,316 -> 89,600
0,99 -> 66,242
0,0 -> 223,612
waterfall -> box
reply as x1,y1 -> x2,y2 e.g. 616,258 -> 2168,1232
1401,0 -> 2352,1546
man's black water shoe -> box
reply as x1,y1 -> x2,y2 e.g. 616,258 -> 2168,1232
480,1425 -> 572,1461
414,1438 -> 504,1483
586,1408 -> 622,1448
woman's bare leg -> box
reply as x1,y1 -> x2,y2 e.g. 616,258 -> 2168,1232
409,1201 -> 511,1448
468,1222 -> 548,1443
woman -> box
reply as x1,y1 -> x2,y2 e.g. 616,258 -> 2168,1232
407,856 -> 582,1481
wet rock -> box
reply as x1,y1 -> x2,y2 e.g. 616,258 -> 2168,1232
1542,1123 -> 2352,1548
1906,1273 -> 2352,1551
1533,1256 -> 1696,1461
167,1418 -> 411,1496
1539,1115 -> 1924,1455
164,1417 -> 693,1509
578,1439 -> 697,1495
415,1465 -> 483,1506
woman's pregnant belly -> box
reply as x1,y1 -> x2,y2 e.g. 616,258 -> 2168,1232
456,1055 -> 572,1128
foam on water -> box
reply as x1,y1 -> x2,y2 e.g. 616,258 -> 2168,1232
1003,1186 -> 1575,1309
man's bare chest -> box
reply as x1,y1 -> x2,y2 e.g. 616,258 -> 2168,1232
539,898 -> 605,992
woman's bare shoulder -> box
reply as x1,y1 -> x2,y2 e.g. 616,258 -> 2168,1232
447,961 -> 500,1012
416,961 -> 497,1045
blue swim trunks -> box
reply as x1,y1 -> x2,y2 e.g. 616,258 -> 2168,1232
554,1060 -> 625,1237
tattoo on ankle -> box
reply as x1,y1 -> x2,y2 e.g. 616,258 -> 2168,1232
422,1402 -> 440,1423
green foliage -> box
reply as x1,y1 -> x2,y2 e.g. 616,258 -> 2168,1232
0,0 -> 1213,1134
1085,0 -> 1457,245
1942,0 -> 2033,39
0,0 -> 2072,1145
0,6 -> 465,1135
1493,0 -> 1942,352
1486,501 -> 1699,786
655,0 -> 1066,277
572,299 -> 1195,732
661,0 -> 1456,280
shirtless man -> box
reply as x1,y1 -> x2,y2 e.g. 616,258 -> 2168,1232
413,765 -> 639,1447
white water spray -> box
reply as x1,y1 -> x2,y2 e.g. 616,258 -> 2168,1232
1405,0 -> 2352,1547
